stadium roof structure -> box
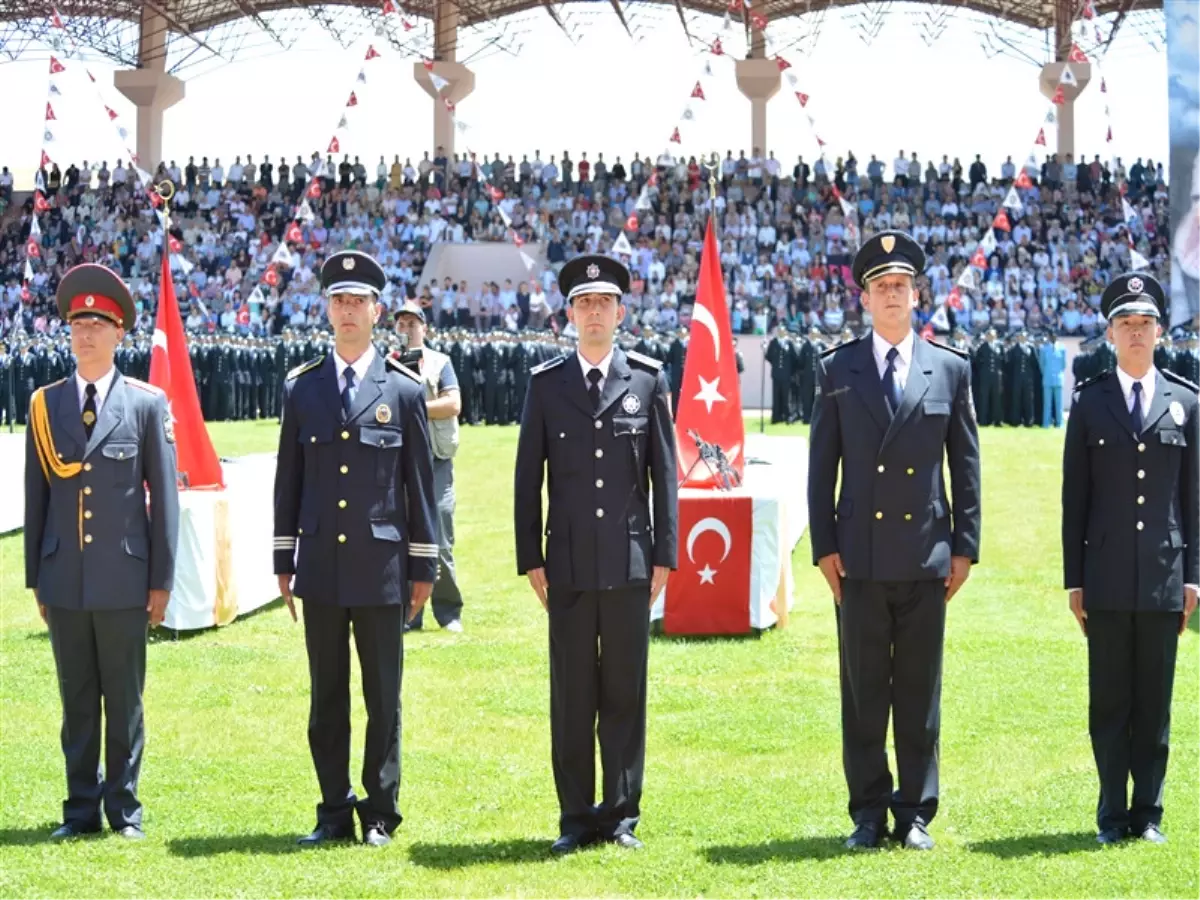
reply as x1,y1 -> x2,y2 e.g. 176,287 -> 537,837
0,0 -> 1164,71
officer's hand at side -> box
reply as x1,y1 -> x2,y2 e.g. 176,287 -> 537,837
147,589 -> 170,628
817,553 -> 846,605
1181,586 -> 1197,636
1069,589 -> 1087,636
407,582 -> 434,623
277,574 -> 297,622
526,567 -> 549,612
649,566 -> 670,608
944,556 -> 972,603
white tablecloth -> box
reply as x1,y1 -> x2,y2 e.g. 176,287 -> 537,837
653,434 -> 808,632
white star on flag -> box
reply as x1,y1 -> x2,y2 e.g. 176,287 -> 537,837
698,564 -> 717,585
694,375 -> 726,414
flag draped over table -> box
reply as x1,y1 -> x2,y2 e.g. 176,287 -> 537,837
674,218 -> 744,488
149,251 -> 224,489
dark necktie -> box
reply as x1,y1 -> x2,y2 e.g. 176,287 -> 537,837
881,346 -> 902,416
587,367 -> 602,410
341,367 -> 356,420
1130,381 -> 1143,436
82,383 -> 98,439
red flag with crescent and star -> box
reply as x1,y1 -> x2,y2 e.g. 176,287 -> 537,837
674,217 -> 745,488
149,251 -> 224,489
664,494 -> 754,634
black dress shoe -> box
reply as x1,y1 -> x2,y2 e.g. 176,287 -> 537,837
114,825 -> 145,840
844,822 -> 882,851
550,833 -> 590,856
298,823 -> 356,846
1096,827 -> 1127,845
1137,825 -> 1167,844
898,823 -> 935,850
611,833 -> 644,850
50,821 -> 101,840
362,825 -> 391,847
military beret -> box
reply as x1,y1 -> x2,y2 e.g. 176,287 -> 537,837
1101,272 -> 1166,321
851,230 -> 926,289
57,263 -> 135,330
558,254 -> 630,302
321,250 -> 386,297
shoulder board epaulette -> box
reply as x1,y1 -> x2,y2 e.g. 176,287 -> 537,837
1161,369 -> 1200,393
1073,371 -> 1111,393
928,340 -> 970,360
821,335 -> 865,359
626,349 -> 663,371
385,355 -> 422,382
287,356 -> 324,381
124,377 -> 164,395
530,354 -> 567,376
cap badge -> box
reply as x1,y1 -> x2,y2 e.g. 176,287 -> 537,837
622,394 -> 641,414
85,295 -> 95,307
1170,401 -> 1185,426
375,403 -> 392,424
1127,276 -> 1143,294
881,235 -> 896,253
343,257 -> 356,270
586,263 -> 600,280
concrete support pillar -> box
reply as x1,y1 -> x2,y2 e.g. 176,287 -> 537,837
414,0 -> 474,157
1036,0 -> 1089,161
1038,62 -> 1091,160
734,31 -> 779,157
114,6 -> 184,171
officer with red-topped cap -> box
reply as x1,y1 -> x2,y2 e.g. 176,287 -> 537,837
24,263 -> 179,842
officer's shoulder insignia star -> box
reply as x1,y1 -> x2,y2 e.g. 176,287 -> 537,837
530,355 -> 567,376
626,349 -> 663,371
287,356 -> 325,380
385,355 -> 421,382
1073,371 -> 1111,393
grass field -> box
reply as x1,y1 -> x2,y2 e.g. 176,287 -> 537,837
0,420 -> 1196,899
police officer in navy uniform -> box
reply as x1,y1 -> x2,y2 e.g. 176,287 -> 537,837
1061,272 -> 1198,845
274,250 -> 439,848
808,230 -> 981,851
514,254 -> 678,855
24,263 -> 179,840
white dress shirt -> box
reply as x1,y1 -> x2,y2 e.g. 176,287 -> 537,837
333,345 -> 376,395
1115,365 -> 1155,419
577,349 -> 614,393
76,366 -> 117,416
872,329 -> 915,391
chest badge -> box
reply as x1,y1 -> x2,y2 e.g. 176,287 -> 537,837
622,394 -> 641,414
1170,401 -> 1185,426
375,403 -> 392,424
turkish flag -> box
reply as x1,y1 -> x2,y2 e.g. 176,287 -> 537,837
306,180 -> 322,199
237,304 -> 250,327
625,214 -> 638,231
34,191 -> 49,212
1034,128 -> 1046,146
285,221 -> 303,243
992,210 -> 1009,231
664,494 -> 753,634
675,218 -> 744,488
947,286 -> 963,311
262,266 -> 279,287
150,252 -> 224,489
328,136 -> 340,153
25,239 -> 40,259
1014,170 -> 1033,189
970,246 -> 987,269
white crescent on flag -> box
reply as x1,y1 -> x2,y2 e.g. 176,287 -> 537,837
687,517 -> 732,563
690,301 -> 721,362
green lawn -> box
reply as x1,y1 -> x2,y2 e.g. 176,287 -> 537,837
1,421 -> 1196,899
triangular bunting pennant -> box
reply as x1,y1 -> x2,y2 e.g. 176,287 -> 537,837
704,61 -> 714,77
106,106 -> 118,120
682,108 -> 695,121
261,266 -> 279,287
785,71 -> 798,87
35,170 -> 45,191
365,44 -> 380,60
795,91 -> 808,106
86,69 -> 95,83
980,228 -> 998,253
691,81 -> 705,100
1129,247 -> 1149,270
992,210 -> 1009,231
519,250 -> 535,271
357,70 -> 366,84
669,127 -> 681,144
298,199 -> 315,222
430,72 -> 450,92
1003,186 -> 1023,210
611,231 -> 633,256
1051,85 -> 1065,105
48,56 -> 65,73
815,135 -> 826,148
25,259 -> 35,281
1122,197 -> 1138,222
25,239 -> 41,259
443,98 -> 455,113
947,286 -> 963,311
711,38 -> 723,55
44,102 -> 56,121
625,214 -> 639,231
49,83 -> 60,95
635,189 -> 652,211
285,221 -> 304,242
1106,126 -> 1113,142
328,136 -> 340,153
512,233 -> 525,248
957,266 -> 976,289
775,55 -> 791,71
346,91 -> 358,107
749,11 -> 767,30
1067,43 -> 1088,63
422,57 -> 434,70
1014,170 -> 1033,189
272,242 -> 294,267
51,9 -> 64,27
34,191 -> 50,212
1100,77 -> 1106,93
337,114 -> 348,128
930,304 -> 950,331
1045,109 -> 1056,124
382,0 -> 397,12
1059,66 -> 1077,87
1034,128 -> 1046,146
970,247 -> 987,269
